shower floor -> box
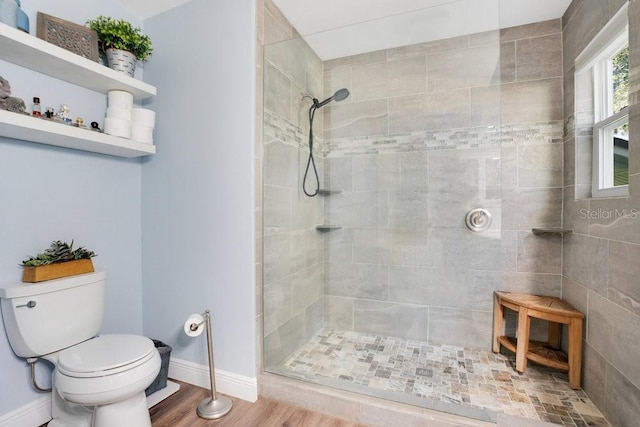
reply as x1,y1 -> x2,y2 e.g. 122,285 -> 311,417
276,328 -> 609,427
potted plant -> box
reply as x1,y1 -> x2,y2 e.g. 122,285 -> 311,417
21,240 -> 97,283
86,16 -> 153,77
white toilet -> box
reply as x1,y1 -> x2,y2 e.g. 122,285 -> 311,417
0,271 -> 160,427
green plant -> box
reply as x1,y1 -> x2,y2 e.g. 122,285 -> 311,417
86,16 -> 153,61
22,240 -> 97,267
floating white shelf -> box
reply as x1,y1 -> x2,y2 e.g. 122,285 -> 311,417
0,110 -> 155,158
0,24 -> 156,100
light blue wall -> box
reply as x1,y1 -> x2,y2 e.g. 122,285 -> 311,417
0,0 -> 144,416
141,0 -> 256,377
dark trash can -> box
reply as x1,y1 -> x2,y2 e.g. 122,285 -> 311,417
145,339 -> 172,396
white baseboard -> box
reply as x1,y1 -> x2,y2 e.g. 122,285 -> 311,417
0,395 -> 51,427
168,357 -> 258,403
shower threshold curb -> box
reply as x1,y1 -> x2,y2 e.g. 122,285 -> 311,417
260,372 -> 496,426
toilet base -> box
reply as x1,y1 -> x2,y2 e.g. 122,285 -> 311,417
94,391 -> 151,427
50,387 -> 151,427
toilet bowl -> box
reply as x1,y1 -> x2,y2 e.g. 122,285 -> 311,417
0,272 -> 160,427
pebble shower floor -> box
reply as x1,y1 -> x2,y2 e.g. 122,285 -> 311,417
280,328 -> 609,426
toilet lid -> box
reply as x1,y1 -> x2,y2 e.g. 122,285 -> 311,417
57,334 -> 155,378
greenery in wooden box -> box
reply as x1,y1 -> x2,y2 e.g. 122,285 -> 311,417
21,240 -> 97,282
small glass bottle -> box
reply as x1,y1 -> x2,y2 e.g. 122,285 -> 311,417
32,97 -> 41,117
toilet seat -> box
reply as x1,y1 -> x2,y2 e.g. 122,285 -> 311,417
57,334 -> 155,378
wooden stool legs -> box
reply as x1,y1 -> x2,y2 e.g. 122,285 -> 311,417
493,291 -> 584,390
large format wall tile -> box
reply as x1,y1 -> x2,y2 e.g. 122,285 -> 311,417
323,99 -> 389,139
562,234 -> 609,296
388,90 -> 470,133
352,55 -> 427,102
428,307 -> 493,349
608,240 -> 640,316
515,34 -> 563,81
501,79 -> 563,124
353,300 -> 430,341
587,293 -> 640,389
427,44 -> 501,91
325,261 -> 389,300
604,363 -> 640,426
517,144 -> 564,188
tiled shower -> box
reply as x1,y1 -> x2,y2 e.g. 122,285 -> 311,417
260,0 -> 639,424
263,16 -> 569,418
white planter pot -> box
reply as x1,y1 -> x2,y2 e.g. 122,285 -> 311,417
105,48 -> 137,77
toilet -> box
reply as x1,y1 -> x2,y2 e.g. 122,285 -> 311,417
0,271 -> 160,427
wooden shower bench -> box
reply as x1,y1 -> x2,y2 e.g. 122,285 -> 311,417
492,291 -> 584,389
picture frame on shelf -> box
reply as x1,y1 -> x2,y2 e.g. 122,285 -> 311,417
36,12 -> 99,62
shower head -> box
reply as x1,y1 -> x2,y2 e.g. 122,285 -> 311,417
313,88 -> 350,109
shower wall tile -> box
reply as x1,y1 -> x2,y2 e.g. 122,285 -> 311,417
470,85 -> 501,126
388,90 -> 470,133
562,234 -> 609,297
607,240 -> 640,316
581,343 -> 607,413
517,144 -> 564,188
422,35 -> 469,54
468,29 -> 499,47
325,261 -> 389,301
324,295 -> 354,330
428,308 -> 493,349
560,276 -> 588,317
588,197 -> 640,245
325,156 -> 353,191
515,34 -> 563,81
604,363 -> 640,427
388,191 -> 429,229
396,151 -> 429,191
323,99 -> 388,139
263,0 -> 293,45
263,232 -> 291,284
353,300 -> 430,341
264,312 -> 306,367
325,191 -> 383,228
386,229 -> 430,267
263,184 -> 292,234
264,62 -> 292,120
264,140 -> 298,187
324,50 -> 388,71
500,272 -> 562,297
502,187 -> 563,229
427,44 -> 501,91
499,42 -> 516,83
323,228 -> 353,262
352,155 -> 380,191
351,55 -> 427,102
265,38 -> 307,89
588,292 -> 640,389
264,276 -> 292,335
323,67 -> 352,100
388,265 -> 437,306
305,298 -> 324,340
500,78 -> 563,124
516,232 -> 562,274
500,19 -> 561,43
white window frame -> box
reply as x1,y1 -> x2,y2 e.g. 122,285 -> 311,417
575,3 -> 629,198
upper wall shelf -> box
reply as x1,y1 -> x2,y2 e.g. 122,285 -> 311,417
0,24 -> 156,100
0,110 -> 155,157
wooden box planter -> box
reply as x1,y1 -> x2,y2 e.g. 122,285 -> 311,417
22,259 -> 95,283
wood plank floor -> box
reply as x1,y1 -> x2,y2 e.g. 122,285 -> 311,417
151,381 -> 365,427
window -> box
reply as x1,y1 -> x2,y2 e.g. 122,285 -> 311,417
575,4 -> 629,198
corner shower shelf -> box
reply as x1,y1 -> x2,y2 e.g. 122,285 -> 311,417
318,189 -> 343,195
531,228 -> 573,236
0,24 -> 156,100
0,110 -> 156,157
315,225 -> 342,231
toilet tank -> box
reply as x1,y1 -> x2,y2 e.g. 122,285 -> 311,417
0,271 -> 106,358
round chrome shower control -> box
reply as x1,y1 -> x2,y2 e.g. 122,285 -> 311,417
465,208 -> 492,232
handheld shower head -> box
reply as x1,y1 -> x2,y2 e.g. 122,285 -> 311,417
313,88 -> 350,109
